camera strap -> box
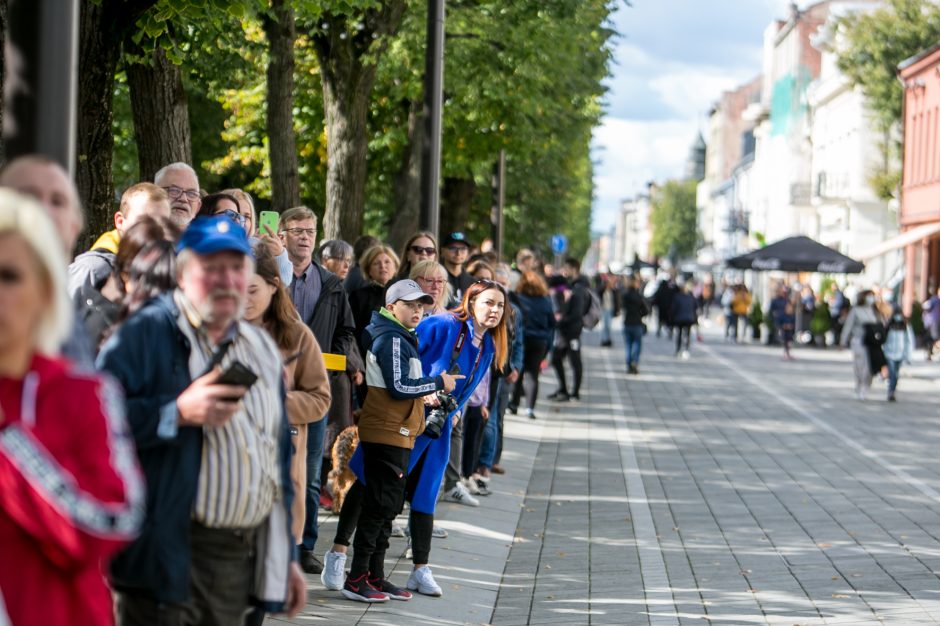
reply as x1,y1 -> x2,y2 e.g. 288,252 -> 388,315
448,323 -> 485,402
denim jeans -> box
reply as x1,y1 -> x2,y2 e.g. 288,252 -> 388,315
886,359 -> 901,394
601,308 -> 613,343
479,379 -> 505,468
301,416 -> 327,552
623,324 -> 644,366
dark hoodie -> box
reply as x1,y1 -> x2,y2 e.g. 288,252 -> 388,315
356,308 -> 444,449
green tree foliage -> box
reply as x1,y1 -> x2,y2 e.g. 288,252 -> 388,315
649,179 -> 698,259
109,0 -> 616,257
836,0 -> 940,199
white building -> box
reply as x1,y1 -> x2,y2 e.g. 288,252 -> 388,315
808,3 -> 897,287
614,192 -> 653,271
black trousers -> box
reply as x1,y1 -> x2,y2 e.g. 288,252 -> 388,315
551,336 -> 583,396
511,337 -> 548,410
461,404 -> 486,478
405,447 -> 433,565
349,442 -> 410,580
675,324 -> 692,353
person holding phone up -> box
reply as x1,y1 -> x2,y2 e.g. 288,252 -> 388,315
98,216 -> 306,625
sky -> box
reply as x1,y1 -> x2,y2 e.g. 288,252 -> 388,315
591,0 -> 795,233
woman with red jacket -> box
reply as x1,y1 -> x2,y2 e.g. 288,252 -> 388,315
0,189 -> 144,625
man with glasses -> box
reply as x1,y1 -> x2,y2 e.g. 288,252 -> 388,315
278,206 -> 362,575
155,162 -> 202,227
441,232 -> 475,304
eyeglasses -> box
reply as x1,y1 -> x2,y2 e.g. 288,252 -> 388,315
410,245 -> 436,256
219,209 -> 248,228
161,185 -> 200,201
445,245 -> 468,254
416,277 -> 445,286
284,227 -> 316,237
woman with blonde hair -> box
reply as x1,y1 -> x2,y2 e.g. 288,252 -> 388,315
410,260 -> 451,316
0,190 -> 144,625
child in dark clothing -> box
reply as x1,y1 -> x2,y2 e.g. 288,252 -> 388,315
338,280 -> 461,603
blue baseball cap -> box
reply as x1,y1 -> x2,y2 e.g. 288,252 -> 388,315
177,216 -> 253,256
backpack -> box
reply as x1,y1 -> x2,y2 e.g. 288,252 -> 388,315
583,288 -> 603,330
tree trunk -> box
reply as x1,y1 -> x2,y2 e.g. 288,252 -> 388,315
262,0 -> 300,213
387,99 -> 425,249
125,40 -> 192,183
76,0 -> 155,249
440,176 -> 477,236
309,1 -> 407,242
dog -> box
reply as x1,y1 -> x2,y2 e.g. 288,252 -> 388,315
328,425 -> 359,514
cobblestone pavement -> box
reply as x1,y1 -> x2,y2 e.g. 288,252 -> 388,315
270,322 -> 940,625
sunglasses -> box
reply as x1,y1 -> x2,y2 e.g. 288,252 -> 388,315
409,245 -> 436,256
219,209 -> 248,227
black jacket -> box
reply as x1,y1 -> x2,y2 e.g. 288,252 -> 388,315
557,276 -> 590,340
349,282 -> 387,358
670,291 -> 699,325
304,261 -> 362,374
621,288 -> 650,326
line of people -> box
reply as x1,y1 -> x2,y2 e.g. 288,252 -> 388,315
0,155 -> 604,623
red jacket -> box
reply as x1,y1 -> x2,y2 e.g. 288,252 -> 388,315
0,355 -> 144,626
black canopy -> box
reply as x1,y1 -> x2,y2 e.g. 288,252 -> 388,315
726,236 -> 864,274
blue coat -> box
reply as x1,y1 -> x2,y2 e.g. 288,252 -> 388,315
97,293 -> 295,606
409,313 -> 495,513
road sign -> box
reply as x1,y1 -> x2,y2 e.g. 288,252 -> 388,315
550,234 -> 568,255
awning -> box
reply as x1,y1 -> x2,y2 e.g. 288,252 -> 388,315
859,222 -> 940,261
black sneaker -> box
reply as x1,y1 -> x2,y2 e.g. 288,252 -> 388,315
300,550 -> 323,575
548,391 -> 570,402
342,573 -> 389,603
570,393 -> 581,401
507,403 -> 518,415
369,576 -> 413,601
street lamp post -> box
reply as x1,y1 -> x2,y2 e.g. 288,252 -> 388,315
419,0 -> 445,241
3,0 -> 79,174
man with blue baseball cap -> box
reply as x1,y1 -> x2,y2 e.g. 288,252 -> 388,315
98,215 -> 306,625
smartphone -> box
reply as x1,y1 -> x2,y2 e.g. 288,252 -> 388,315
216,361 -> 259,390
259,210 -> 280,236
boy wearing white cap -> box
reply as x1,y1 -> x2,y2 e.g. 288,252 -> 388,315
338,280 -> 462,603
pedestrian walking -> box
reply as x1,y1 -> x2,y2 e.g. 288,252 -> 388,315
599,273 -> 618,347
839,290 -> 886,401
621,275 -> 649,374
0,190 -> 144,626
670,280 -> 699,359
652,275 -> 677,338
922,288 -> 940,360
883,303 -> 915,402
779,301 -> 796,360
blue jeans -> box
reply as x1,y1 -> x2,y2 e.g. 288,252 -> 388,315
623,324 -> 644,366
601,308 -> 613,343
886,359 -> 901,394
479,378 -> 507,468
301,416 -> 327,552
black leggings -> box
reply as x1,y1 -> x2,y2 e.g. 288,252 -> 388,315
405,447 -> 434,565
512,337 -> 548,410
551,337 -> 583,396
675,324 -> 692,353
461,405 -> 485,478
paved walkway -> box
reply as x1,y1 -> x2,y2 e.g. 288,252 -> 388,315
270,321 -> 940,625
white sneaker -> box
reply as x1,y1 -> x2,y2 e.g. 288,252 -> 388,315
390,521 -> 407,537
320,550 -> 347,590
406,566 -> 443,597
441,482 -> 480,507
462,476 -> 481,495
681,350 -> 690,360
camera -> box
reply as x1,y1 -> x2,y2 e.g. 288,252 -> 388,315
424,391 -> 459,439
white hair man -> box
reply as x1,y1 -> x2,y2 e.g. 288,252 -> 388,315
154,162 -> 202,227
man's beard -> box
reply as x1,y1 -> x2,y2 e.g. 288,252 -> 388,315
199,289 -> 245,325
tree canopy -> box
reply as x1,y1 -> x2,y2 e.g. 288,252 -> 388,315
99,0 -> 619,258
649,179 -> 698,260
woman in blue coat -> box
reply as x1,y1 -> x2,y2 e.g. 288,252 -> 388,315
405,280 -> 508,596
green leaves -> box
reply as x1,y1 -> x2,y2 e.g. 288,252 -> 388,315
650,180 -> 699,260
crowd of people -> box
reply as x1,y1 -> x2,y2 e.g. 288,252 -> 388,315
0,156 -> 608,624
593,269 -> 916,403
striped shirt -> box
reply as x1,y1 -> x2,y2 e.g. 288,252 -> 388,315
174,290 -> 284,529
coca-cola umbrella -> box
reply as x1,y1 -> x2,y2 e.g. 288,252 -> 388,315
726,235 -> 864,274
